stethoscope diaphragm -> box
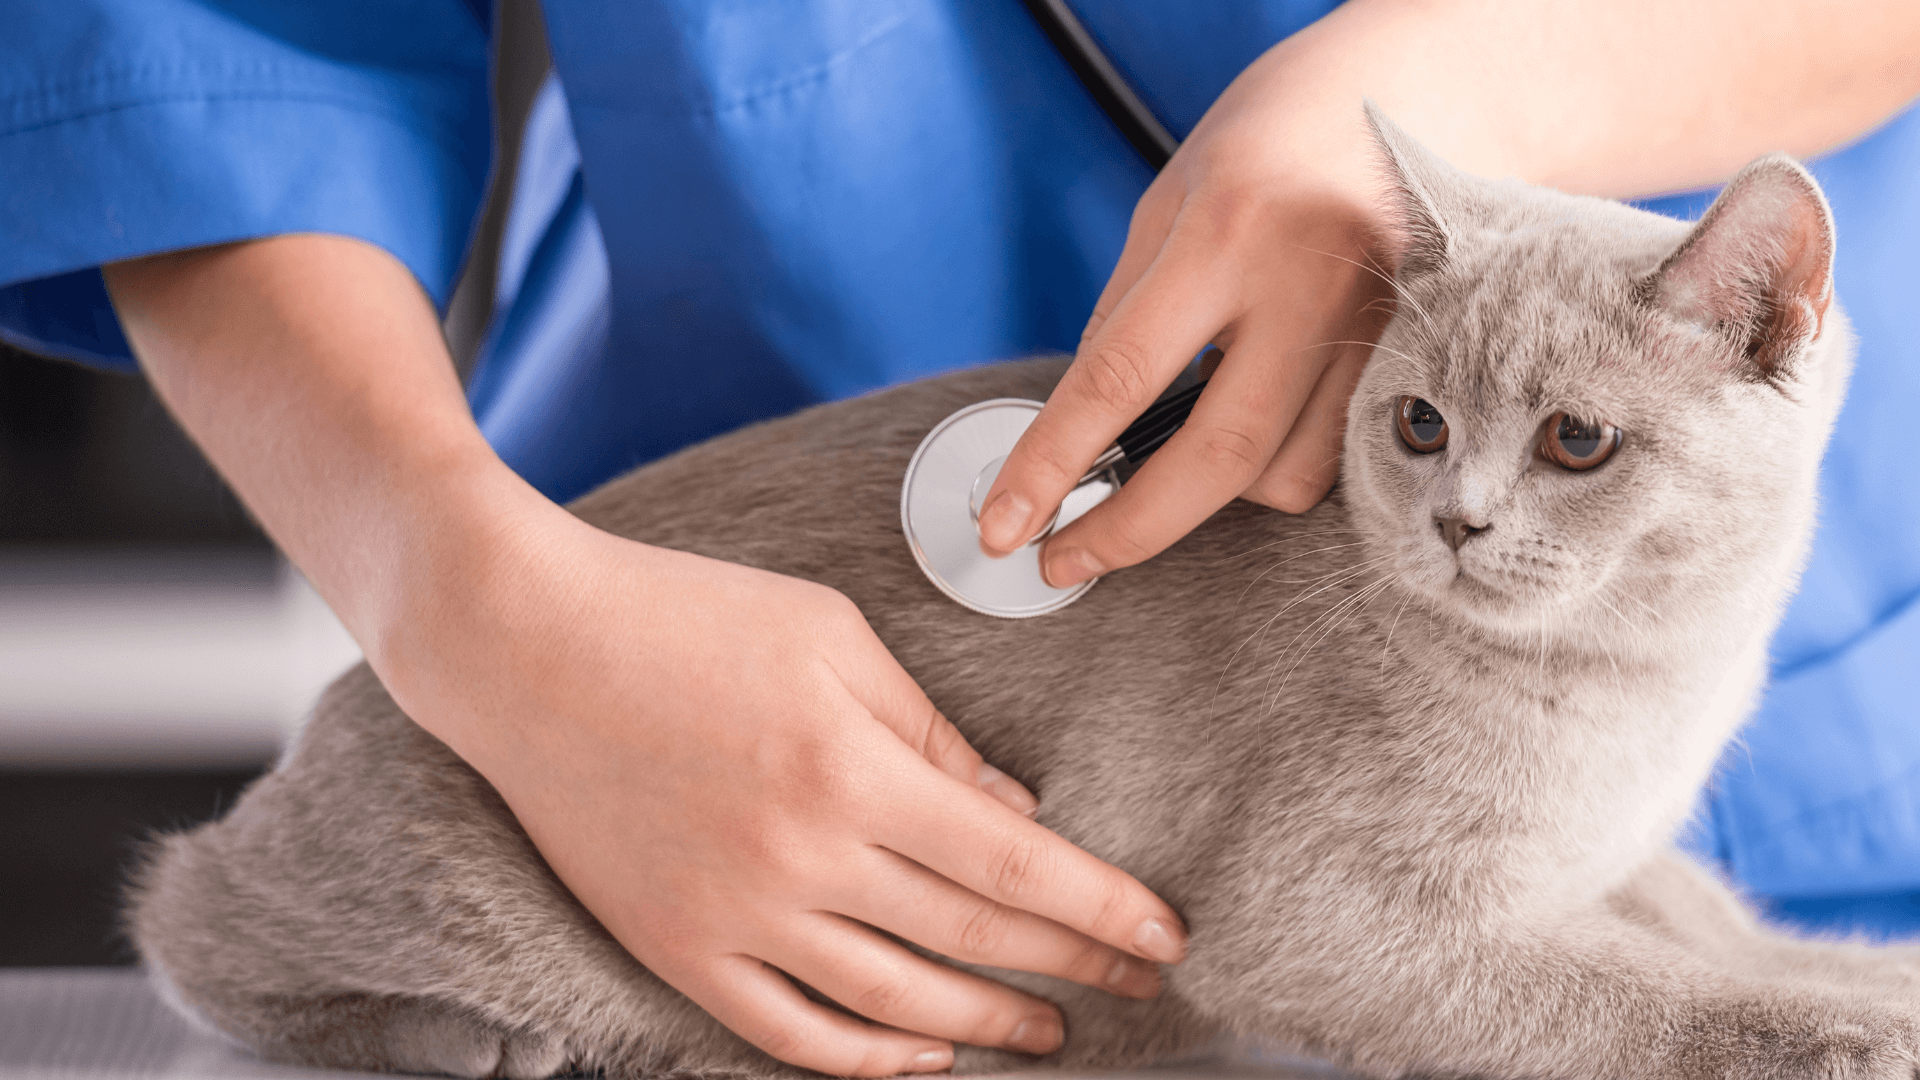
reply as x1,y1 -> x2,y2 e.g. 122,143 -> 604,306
900,381 -> 1205,618
900,399 -> 1116,619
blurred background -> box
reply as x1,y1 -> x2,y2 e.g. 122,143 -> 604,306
0,337 -> 360,965
0,0 -> 551,968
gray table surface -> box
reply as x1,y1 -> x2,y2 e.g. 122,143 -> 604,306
0,969 -> 1351,1080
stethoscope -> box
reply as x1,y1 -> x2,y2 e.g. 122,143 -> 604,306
901,2 -> 1198,618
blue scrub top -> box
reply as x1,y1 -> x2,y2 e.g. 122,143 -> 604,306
4,0 -> 1918,935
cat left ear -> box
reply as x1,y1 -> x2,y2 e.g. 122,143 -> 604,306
1643,154 -> 1835,380
1363,99 -> 1458,281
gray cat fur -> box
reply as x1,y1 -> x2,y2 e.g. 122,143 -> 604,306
128,109 -> 1904,1080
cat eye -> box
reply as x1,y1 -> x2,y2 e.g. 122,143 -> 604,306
1541,412 -> 1622,471
1395,396 -> 1449,453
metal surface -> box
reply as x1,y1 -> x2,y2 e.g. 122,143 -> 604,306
0,969 -> 372,1080
0,968 -> 1353,1080
901,399 -> 1117,619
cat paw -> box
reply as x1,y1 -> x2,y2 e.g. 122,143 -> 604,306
1669,996 -> 1920,1080
493,1027 -> 572,1080
235,993 -> 572,1080
380,1013 -> 569,1080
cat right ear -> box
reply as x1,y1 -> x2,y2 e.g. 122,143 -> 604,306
1642,154 -> 1836,381
1363,99 -> 1457,281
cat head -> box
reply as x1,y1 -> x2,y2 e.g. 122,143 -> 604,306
1343,104 -> 1852,645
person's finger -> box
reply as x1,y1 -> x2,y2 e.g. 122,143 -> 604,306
1037,315 -> 1336,588
1079,184 -> 1185,348
1241,339 -> 1372,512
832,621 -> 1039,816
842,847 -> 1162,999
771,913 -> 1066,1055
978,236 -> 1238,554
677,953 -> 954,1077
873,762 -> 1189,966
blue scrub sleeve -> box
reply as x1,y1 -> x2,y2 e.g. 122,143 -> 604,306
0,1 -> 492,371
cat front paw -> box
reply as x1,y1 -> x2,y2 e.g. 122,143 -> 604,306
1668,995 -> 1920,1080
359,1008 -> 570,1080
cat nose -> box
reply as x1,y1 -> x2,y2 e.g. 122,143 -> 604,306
1435,516 -> 1487,551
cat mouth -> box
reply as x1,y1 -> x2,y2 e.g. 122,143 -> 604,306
1449,565 -> 1507,600
1448,557 -> 1570,611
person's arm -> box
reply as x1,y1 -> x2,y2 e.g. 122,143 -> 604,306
980,0 -> 1920,585
104,234 -> 1184,1077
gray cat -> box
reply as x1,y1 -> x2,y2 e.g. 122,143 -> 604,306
128,108 -> 1896,1080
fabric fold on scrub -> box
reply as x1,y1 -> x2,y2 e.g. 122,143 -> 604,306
0,0 -> 490,368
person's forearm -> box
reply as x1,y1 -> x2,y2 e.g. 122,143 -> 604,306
103,234 -> 559,677
1270,0 -> 1920,196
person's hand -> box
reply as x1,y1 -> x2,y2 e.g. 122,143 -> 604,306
106,233 -> 1184,1080
979,0 -> 1920,588
387,508 -> 1185,1078
976,45 -> 1397,588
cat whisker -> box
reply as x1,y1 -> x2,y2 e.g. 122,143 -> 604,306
1577,600 -> 1639,687
1307,339 -> 1426,370
1293,578 -> 1395,681
1303,446 -> 1346,478
1213,554 -> 1396,715
1221,530 -> 1367,562
1236,541 -> 1374,605
1273,554 -> 1397,598
1265,576 -> 1397,711
1249,559 -> 1397,704
1594,594 -> 1642,637
1253,551 -> 1395,597
1625,592 -> 1663,624
1378,590 -> 1417,674
1358,296 -> 1398,320
1228,556 -> 1392,673
1289,242 -> 1439,333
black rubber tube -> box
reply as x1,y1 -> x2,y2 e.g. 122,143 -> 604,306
1018,0 -> 1178,171
1021,0 -> 1202,462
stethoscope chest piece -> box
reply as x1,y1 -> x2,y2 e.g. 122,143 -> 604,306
900,399 -> 1117,618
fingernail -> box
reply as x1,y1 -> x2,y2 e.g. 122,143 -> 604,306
977,763 -> 1039,816
1007,1016 -> 1063,1054
1042,547 -> 1104,589
910,1048 -> 952,1072
978,490 -> 1033,553
1133,918 -> 1186,964
1105,957 -> 1161,999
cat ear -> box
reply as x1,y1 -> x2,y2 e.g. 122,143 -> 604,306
1643,154 -> 1835,380
1363,99 -> 1457,280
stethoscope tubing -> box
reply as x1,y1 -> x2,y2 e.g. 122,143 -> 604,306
1018,0 -> 1178,170
1022,1 -> 1205,467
